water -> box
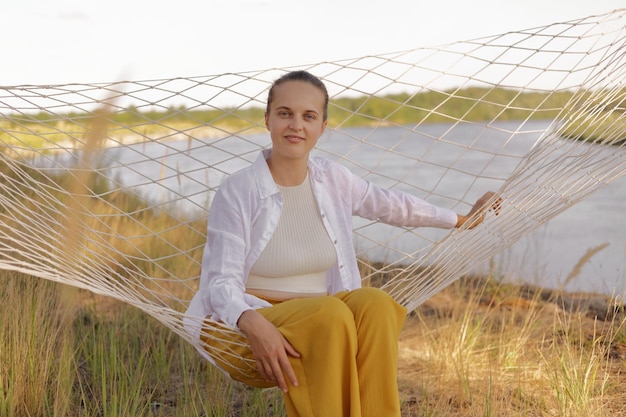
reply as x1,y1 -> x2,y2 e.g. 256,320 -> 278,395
316,121 -> 626,296
39,120 -> 626,297
501,183 -> 626,296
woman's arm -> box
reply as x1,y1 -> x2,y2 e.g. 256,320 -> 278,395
202,182 -> 261,327
339,162 -> 500,230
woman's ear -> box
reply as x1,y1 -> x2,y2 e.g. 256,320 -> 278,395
264,112 -> 269,130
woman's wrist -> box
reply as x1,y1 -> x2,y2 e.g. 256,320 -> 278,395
237,309 -> 258,333
455,214 -> 466,228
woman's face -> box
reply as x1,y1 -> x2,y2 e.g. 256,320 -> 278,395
265,80 -> 327,163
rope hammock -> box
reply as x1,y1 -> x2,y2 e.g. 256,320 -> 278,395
1,9 -> 625,375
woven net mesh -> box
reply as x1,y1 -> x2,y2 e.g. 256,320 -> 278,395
1,9 -> 625,372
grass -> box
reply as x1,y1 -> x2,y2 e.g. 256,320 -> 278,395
397,276 -> 626,416
0,273 -> 285,417
0,276 -> 74,416
1,270 -> 625,416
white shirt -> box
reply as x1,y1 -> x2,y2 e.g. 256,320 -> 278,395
184,149 -> 458,337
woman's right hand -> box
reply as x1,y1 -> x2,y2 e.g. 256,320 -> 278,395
237,309 -> 300,393
456,191 -> 502,229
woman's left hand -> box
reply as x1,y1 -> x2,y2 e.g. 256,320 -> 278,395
456,192 -> 502,229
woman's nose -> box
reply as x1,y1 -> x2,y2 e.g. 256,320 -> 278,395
289,116 -> 303,130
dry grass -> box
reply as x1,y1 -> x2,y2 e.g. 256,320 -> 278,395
2,271 -> 625,416
398,276 -> 626,417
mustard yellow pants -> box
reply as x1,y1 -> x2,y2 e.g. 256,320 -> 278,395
200,287 -> 407,417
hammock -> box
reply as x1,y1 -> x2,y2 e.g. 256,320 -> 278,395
0,9 -> 625,375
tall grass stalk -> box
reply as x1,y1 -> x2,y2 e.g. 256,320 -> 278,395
541,307 -> 618,416
76,316 -> 154,416
0,273 -> 75,417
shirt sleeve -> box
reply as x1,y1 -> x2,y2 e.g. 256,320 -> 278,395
347,168 -> 458,229
200,185 -> 268,327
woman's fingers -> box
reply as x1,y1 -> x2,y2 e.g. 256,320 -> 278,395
239,310 -> 300,392
281,339 -> 300,388
461,192 -> 502,229
255,339 -> 297,392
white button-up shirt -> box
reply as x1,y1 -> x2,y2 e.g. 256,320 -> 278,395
185,149 -> 457,337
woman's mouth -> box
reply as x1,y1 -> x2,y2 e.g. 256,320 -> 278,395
285,135 -> 304,144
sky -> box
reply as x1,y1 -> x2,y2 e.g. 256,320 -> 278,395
2,0 -> 624,86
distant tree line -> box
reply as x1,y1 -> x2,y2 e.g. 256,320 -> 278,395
4,87 -> 624,142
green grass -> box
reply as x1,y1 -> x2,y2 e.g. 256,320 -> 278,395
0,276 -> 73,417
0,273 -> 286,417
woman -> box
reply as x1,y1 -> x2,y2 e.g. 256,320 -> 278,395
185,70 -> 498,416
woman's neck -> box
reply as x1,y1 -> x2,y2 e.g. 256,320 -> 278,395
267,154 -> 308,186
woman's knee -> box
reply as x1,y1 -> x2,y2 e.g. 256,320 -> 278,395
314,295 -> 356,325
298,296 -> 358,348
341,287 -> 404,312
274,295 -> 357,336
337,287 -> 407,331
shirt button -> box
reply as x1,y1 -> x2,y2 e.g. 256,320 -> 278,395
339,265 -> 344,269
333,240 -> 338,245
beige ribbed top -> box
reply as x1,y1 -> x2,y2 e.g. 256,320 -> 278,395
247,174 -> 337,298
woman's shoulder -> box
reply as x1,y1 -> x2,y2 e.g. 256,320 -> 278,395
216,164 -> 260,200
220,164 -> 254,186
218,152 -> 275,200
310,156 -> 360,186
221,152 -> 267,185
310,156 -> 352,175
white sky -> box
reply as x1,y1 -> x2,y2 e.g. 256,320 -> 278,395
2,0 -> 624,86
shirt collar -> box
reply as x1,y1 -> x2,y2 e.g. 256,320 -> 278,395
252,149 -> 278,200
252,149 -> 328,199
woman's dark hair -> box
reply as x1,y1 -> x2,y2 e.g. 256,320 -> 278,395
266,70 -> 329,121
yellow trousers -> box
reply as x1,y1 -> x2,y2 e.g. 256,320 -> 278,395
200,287 -> 407,417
